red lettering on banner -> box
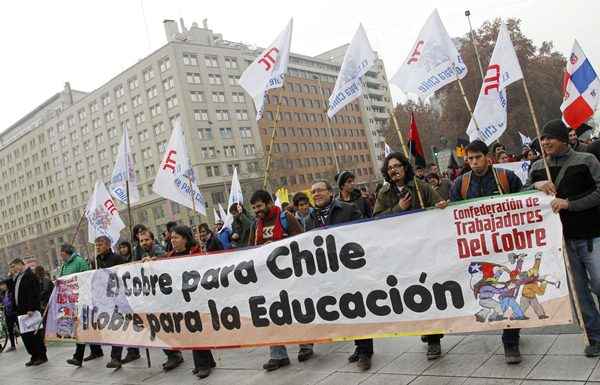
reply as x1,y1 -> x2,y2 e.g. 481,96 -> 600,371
258,48 -> 280,71
407,41 -> 424,64
483,64 -> 500,95
163,150 -> 177,172
104,199 -> 117,215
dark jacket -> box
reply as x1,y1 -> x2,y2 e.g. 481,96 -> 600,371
528,148 -> 600,239
305,200 -> 363,230
337,189 -> 372,218
96,250 -> 125,269
434,178 -> 452,201
12,268 -> 41,316
204,234 -> 224,252
232,212 -> 254,248
39,276 -> 54,311
450,167 -> 522,201
374,178 -> 442,217
138,243 -> 166,260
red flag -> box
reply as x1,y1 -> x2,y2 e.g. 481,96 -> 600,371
408,112 -> 426,167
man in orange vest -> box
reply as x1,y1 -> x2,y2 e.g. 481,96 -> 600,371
450,139 -> 524,364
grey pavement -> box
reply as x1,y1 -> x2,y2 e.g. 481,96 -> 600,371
1,327 -> 599,385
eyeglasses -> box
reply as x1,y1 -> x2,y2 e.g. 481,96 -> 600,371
311,187 -> 329,194
387,164 -> 404,171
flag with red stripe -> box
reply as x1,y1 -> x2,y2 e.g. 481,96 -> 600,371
408,112 -> 426,167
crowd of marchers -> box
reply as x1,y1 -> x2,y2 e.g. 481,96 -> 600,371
2,119 -> 600,380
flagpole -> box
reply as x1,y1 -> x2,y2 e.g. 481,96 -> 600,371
390,111 -> 425,209
465,10 -> 485,80
262,87 -> 286,190
522,77 -> 588,344
315,76 -> 341,174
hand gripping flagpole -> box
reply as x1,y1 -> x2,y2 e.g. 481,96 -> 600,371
521,77 -> 587,343
390,111 -> 425,209
262,86 -> 286,190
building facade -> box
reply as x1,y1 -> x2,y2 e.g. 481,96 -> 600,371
0,19 -> 393,276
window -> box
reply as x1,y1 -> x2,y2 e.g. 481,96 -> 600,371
186,72 -> 202,84
101,165 -> 110,177
159,57 -> 171,72
92,118 -> 101,129
216,110 -> 229,121
206,165 -> 221,177
194,110 -> 209,121
248,161 -> 259,173
142,148 -> 152,159
211,92 -> 225,103
231,92 -> 245,103
78,109 -> 87,121
135,112 -> 145,124
138,130 -> 149,142
228,75 -> 240,85
239,127 -> 252,138
157,140 -> 167,154
224,145 -> 237,157
153,122 -> 165,135
111,144 -> 118,156
121,119 -> 131,130
224,57 -> 238,69
143,67 -> 155,81
132,95 -> 142,107
95,134 -> 104,144
190,91 -> 204,102
167,95 -> 179,109
197,128 -> 212,139
205,55 -> 218,67
208,74 -> 222,85
104,110 -> 115,122
117,103 -> 128,114
147,86 -> 158,99
127,78 -> 139,91
162,77 -> 174,91
115,85 -> 125,98
200,147 -> 216,159
243,144 -> 256,155
108,127 -> 117,139
101,94 -> 111,106
98,149 -> 107,160
150,104 -> 161,117
235,110 -> 249,120
183,53 -> 198,66
219,127 -> 233,139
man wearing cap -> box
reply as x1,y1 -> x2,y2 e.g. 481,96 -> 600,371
529,119 -> 600,356
336,171 -> 372,218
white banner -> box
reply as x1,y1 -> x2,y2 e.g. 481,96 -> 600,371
152,121 -> 206,215
391,9 -> 468,98
239,19 -> 292,120
467,22 -> 523,144
85,181 -> 125,246
228,167 -> 243,208
494,161 -> 531,185
47,192 -> 571,349
110,127 -> 139,204
327,24 -> 376,118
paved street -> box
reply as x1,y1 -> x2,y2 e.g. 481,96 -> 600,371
2,327 -> 600,384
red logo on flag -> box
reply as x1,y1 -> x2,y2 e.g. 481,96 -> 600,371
259,47 -> 280,71
103,199 -> 117,215
407,41 -> 424,64
163,150 -> 177,172
483,64 -> 500,95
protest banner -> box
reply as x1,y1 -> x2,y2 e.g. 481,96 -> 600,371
46,192 -> 572,349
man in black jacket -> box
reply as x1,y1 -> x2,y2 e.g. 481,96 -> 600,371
304,181 -> 372,369
336,171 -> 372,218
529,120 -> 600,356
9,258 -> 47,366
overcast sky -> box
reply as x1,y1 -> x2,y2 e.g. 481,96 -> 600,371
1,0 -> 597,132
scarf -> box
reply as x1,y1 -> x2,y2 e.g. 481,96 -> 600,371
315,199 -> 335,227
255,206 -> 284,245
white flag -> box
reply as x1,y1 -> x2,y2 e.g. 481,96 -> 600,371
227,167 -> 243,210
467,22 -> 523,144
519,132 -> 532,146
240,19 -> 292,120
218,203 -> 233,232
152,121 -> 207,215
327,24 -> 376,118
384,142 -> 392,157
109,127 -> 139,204
85,181 -> 125,247
494,160 -> 530,185
391,9 -> 467,98
213,207 -> 221,223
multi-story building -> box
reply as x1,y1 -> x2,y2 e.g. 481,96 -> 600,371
0,19 -> 393,276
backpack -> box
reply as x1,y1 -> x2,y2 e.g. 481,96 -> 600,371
460,169 -> 510,200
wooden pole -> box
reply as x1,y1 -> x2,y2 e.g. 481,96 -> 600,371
522,77 -> 588,344
390,112 -> 425,209
315,77 -> 341,174
262,88 -> 285,190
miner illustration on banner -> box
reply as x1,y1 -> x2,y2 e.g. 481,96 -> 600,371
85,181 -> 125,247
239,19 -> 292,120
466,22 -> 523,144
327,24 -> 376,117
152,120 -> 206,216
391,9 -> 468,98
